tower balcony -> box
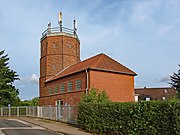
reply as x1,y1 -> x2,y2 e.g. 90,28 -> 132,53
41,27 -> 79,42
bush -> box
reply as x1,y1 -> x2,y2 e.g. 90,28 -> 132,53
77,101 -> 180,134
79,88 -> 110,104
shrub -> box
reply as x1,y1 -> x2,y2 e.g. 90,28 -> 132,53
79,88 -> 110,104
78,101 -> 180,134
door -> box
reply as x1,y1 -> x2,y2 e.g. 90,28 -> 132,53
56,100 -> 63,119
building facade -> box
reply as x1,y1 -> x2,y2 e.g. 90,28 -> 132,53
135,87 -> 176,101
39,13 -> 136,106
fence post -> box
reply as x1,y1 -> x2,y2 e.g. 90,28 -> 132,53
48,105 -> 50,119
43,106 -> 45,119
1,108 -> 3,117
41,107 -> 42,118
26,106 -> 28,116
68,105 -> 71,123
17,107 -> 19,117
37,107 -> 39,117
55,106 -> 57,121
9,107 -> 11,117
33,106 -> 35,116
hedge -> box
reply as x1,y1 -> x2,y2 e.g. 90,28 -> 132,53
77,101 -> 180,134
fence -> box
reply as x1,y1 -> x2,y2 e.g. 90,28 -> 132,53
0,105 -> 78,124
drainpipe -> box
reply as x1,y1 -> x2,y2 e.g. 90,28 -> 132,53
85,70 -> 88,95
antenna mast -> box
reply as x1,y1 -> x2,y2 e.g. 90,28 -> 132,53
73,18 -> 77,35
58,12 -> 62,32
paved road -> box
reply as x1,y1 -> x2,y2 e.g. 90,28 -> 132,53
0,119 -> 61,135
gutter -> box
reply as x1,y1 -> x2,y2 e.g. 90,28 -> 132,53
85,69 -> 89,95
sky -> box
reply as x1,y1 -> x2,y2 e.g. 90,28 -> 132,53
0,0 -> 180,100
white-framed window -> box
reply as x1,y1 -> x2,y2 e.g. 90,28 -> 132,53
135,95 -> 139,102
146,97 -> 150,101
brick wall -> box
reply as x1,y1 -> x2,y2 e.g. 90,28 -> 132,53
39,34 -> 80,99
40,35 -> 80,79
39,69 -> 135,106
39,71 -> 87,106
89,70 -> 135,102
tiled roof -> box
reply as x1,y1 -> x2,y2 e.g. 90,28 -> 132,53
46,53 -> 136,82
135,87 -> 176,100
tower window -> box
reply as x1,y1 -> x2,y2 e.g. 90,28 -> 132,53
67,44 -> 72,48
60,84 -> 65,92
76,80 -> 82,90
54,85 -> 58,94
52,65 -> 56,69
52,44 -> 57,48
68,81 -> 73,92
49,86 -> 53,95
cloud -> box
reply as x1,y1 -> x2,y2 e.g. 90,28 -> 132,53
159,76 -> 171,83
20,74 -> 39,84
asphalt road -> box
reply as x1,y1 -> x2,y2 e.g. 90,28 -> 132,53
0,119 -> 61,135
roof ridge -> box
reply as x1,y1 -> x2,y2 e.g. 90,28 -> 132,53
46,53 -> 137,82
91,53 -> 104,68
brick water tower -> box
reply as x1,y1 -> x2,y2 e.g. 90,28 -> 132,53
39,12 -> 80,103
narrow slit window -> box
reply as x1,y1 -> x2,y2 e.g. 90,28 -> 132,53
60,84 -> 65,92
54,85 -> 58,94
49,86 -> 53,95
76,80 -> 82,90
68,81 -> 73,92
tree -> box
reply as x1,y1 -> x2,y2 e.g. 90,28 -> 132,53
169,65 -> 180,98
79,88 -> 110,104
0,50 -> 19,106
18,97 -> 39,106
30,97 -> 39,106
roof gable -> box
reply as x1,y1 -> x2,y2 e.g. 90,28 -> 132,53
91,54 -> 136,75
46,53 -> 136,82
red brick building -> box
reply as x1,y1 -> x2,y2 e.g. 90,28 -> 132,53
39,13 -> 136,106
135,87 -> 176,101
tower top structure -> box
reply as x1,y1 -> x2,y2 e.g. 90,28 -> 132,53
41,12 -> 79,41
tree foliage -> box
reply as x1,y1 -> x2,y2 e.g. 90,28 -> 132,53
18,97 -> 39,106
0,50 -> 19,106
170,65 -> 180,98
30,97 -> 39,106
79,88 -> 110,104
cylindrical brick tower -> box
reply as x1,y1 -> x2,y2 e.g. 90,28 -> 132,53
39,13 -> 80,102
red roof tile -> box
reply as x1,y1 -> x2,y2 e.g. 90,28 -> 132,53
135,87 -> 176,100
46,53 -> 136,82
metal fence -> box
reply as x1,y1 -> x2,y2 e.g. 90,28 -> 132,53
0,107 -> 27,117
0,105 -> 78,124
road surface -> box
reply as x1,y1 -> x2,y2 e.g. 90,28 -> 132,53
0,119 -> 61,135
